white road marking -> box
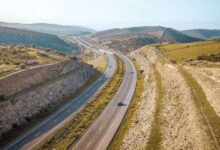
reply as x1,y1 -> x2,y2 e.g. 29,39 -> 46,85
98,126 -> 104,132
87,141 -> 92,148
34,132 -> 41,137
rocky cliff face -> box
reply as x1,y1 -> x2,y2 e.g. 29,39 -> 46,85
0,60 -> 96,138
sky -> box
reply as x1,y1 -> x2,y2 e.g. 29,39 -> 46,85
0,0 -> 219,31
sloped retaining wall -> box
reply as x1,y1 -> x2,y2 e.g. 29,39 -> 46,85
0,60 -> 96,138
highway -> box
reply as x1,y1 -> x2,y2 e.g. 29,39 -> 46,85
1,43 -> 116,150
69,37 -> 137,150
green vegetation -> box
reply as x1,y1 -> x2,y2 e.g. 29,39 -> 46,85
179,66 -> 220,149
0,95 -> 5,102
145,65 -> 164,150
35,55 -> 125,150
0,44 -> 69,76
182,29 -> 220,39
0,21 -> 95,36
108,60 -> 144,150
0,26 -> 78,53
107,37 -> 159,53
153,38 -> 220,63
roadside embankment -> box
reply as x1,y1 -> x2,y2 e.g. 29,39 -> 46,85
109,46 -> 156,150
110,45 -> 215,150
0,60 -> 96,141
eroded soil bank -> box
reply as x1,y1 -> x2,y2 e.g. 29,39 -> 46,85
117,46 -> 215,150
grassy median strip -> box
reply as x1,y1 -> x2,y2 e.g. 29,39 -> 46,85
179,66 -> 220,149
35,55 -> 125,150
108,60 -> 144,150
145,64 -> 164,150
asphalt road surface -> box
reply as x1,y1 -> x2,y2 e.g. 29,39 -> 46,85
1,48 -> 116,150
69,37 -> 137,150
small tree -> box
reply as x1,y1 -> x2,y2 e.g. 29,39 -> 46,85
70,56 -> 77,60
170,59 -> 177,64
0,95 -> 5,102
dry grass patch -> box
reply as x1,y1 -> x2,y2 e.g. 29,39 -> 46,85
179,66 -> 220,149
152,38 -> 220,63
87,55 -> 107,72
145,64 -> 164,150
35,55 -> 125,150
0,44 -> 69,76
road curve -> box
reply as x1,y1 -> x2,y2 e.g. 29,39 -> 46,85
69,37 -> 137,150
1,47 -> 116,150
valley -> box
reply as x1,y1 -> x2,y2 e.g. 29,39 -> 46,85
0,20 -> 220,150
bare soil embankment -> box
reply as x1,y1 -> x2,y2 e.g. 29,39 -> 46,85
0,59 -> 96,146
112,45 -> 215,150
184,66 -> 220,117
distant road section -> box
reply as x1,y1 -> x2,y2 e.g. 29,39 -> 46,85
70,37 -> 137,150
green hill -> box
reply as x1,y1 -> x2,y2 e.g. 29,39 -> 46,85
92,26 -> 201,53
0,26 -> 78,53
0,21 -> 95,36
182,29 -> 220,39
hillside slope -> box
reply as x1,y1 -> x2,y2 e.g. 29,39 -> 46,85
92,26 -> 200,42
0,44 -> 71,76
92,26 -> 201,53
153,38 -> 220,63
0,26 -> 78,52
182,29 -> 220,39
110,44 -> 220,149
0,21 -> 95,35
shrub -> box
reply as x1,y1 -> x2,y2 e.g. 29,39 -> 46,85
21,65 -> 26,69
70,56 -> 77,60
0,95 -> 5,102
37,51 -> 48,57
210,54 -> 216,57
196,54 -> 210,61
170,59 -> 177,64
209,54 -> 220,62
184,58 -> 194,62
27,60 -> 39,65
45,48 -> 52,52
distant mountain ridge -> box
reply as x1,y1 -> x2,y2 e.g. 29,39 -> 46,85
182,29 -> 220,39
92,26 -> 201,53
92,26 -> 166,38
92,26 -> 201,42
0,21 -> 95,35
0,26 -> 78,53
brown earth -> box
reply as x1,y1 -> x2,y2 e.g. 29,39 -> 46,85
119,47 -> 156,150
184,66 -> 220,117
117,45 -> 215,150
